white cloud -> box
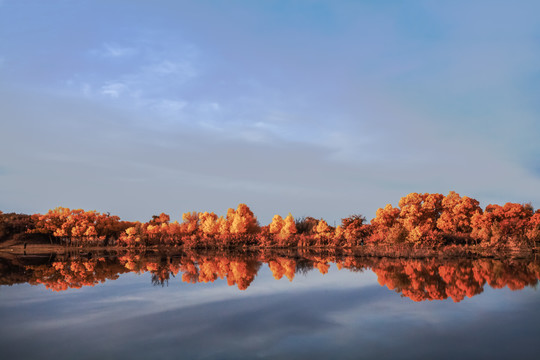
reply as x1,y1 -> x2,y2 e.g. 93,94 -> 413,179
101,82 -> 127,98
80,50 -> 198,102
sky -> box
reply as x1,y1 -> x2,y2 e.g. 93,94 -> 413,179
1,0 -> 539,224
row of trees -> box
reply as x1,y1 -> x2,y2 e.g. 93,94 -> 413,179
2,191 -> 539,249
368,192 -> 540,248
30,208 -> 133,246
5,252 -> 539,301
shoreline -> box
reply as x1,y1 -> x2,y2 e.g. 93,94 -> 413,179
1,242 -> 537,260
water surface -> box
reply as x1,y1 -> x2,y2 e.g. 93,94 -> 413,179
1,251 -> 539,359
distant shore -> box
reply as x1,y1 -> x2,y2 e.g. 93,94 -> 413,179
2,241 -> 536,260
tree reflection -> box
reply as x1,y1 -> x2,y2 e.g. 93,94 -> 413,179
1,250 -> 538,302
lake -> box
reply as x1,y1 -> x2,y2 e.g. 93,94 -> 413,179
1,250 -> 539,359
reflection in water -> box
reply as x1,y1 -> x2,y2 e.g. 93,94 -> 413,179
1,250 -> 538,302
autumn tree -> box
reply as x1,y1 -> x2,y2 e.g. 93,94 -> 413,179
150,213 -> 170,225
95,213 -> 132,245
295,217 -> 318,235
199,212 -> 219,237
281,213 -> 297,238
337,214 -> 368,246
398,193 -> 444,242
267,213 -> 297,246
162,221 -> 183,245
471,203 -> 533,246
0,212 -> 37,243
269,215 -> 285,235
526,210 -> 540,246
369,204 -> 402,243
181,212 -> 199,235
314,219 -> 332,246
227,204 -> 260,246
118,222 -> 148,247
436,191 -> 481,236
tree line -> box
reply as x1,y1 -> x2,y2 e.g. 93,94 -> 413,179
1,191 -> 539,249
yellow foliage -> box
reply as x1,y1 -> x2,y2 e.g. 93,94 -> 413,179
269,215 -> 284,234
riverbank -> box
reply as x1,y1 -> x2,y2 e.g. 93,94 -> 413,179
1,241 -> 537,260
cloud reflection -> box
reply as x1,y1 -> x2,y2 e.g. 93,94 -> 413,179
1,266 -> 539,360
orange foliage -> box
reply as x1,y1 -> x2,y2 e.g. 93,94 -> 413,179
337,214 -> 368,247
9,252 -> 538,303
436,191 -> 481,234
269,214 -> 284,234
268,257 -> 296,281
370,204 -> 402,243
33,207 -> 132,246
526,210 -> 540,243
397,192 -> 444,242
228,204 -> 259,235
22,193 -> 539,250
471,203 -> 533,245
281,213 -> 297,236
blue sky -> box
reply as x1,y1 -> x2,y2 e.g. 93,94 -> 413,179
1,0 -> 539,224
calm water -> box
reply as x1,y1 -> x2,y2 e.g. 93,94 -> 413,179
0,251 -> 539,359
